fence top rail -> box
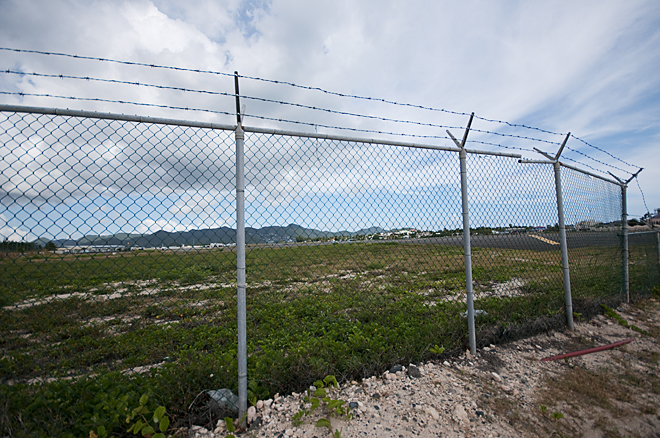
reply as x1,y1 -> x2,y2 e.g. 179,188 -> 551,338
0,104 -> 237,131
0,104 -> 522,158
246,125 -> 521,157
519,157 -> 622,187
629,230 -> 659,235
559,161 -> 623,187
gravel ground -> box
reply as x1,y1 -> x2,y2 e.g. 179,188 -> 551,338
191,297 -> 660,438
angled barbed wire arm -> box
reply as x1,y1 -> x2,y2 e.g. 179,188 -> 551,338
447,112 -> 477,355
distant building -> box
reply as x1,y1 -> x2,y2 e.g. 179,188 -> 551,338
649,208 -> 660,227
575,219 -> 601,231
55,245 -> 125,254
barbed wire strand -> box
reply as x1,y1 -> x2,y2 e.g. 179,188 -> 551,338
0,91 -> 455,141
1,69 -> 564,146
0,90 -> 537,154
560,155 -> 620,179
570,134 -> 638,169
0,48 -> 588,138
564,146 -> 630,174
0,70 -> 473,134
473,114 -> 563,136
636,178 -> 651,217
0,48 -> 642,173
0,90 -> 643,179
0,47 -> 235,77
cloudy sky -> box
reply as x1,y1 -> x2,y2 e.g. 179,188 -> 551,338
0,0 -> 658,240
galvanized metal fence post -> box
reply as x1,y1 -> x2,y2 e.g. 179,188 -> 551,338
522,133 -> 574,329
608,169 -> 642,304
553,160 -> 574,330
657,231 -> 660,277
621,184 -> 630,303
447,112 -> 476,355
234,72 -> 248,423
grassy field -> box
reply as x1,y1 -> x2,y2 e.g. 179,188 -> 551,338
0,237 -> 655,437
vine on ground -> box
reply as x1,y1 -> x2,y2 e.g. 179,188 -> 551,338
292,375 -> 351,437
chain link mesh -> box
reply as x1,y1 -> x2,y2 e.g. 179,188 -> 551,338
0,110 -> 657,436
629,231 -> 660,300
1,112 -> 240,434
465,155 -> 565,343
560,166 -> 624,314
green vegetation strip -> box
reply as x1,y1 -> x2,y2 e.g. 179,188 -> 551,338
0,241 -> 646,437
601,304 -> 652,336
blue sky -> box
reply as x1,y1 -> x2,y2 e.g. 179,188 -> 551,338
0,0 -> 658,241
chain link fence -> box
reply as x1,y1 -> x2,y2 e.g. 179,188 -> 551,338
629,231 -> 660,300
1,108 -> 658,437
559,165 -> 624,320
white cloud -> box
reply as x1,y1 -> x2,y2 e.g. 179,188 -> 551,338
137,218 -> 189,233
0,213 -> 37,241
0,0 -> 658,229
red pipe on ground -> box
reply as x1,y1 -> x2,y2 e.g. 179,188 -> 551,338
541,338 -> 633,361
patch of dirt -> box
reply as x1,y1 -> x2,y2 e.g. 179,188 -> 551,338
424,277 -> 528,307
3,279 -> 234,310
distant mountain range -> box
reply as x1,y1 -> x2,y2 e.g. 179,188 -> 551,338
32,224 -> 388,248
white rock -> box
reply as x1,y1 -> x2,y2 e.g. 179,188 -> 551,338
491,372 -> 503,383
500,385 -> 514,394
453,405 -> 469,423
247,405 -> 257,424
256,400 -> 264,410
264,399 -> 273,408
188,425 -> 214,438
443,361 -> 451,367
285,428 -> 294,436
425,406 -> 440,420
215,419 -> 225,429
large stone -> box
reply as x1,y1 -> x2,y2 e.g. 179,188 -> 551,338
247,405 -> 257,424
453,404 -> 469,423
408,365 -> 422,378
425,406 -> 440,420
206,388 -> 238,416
